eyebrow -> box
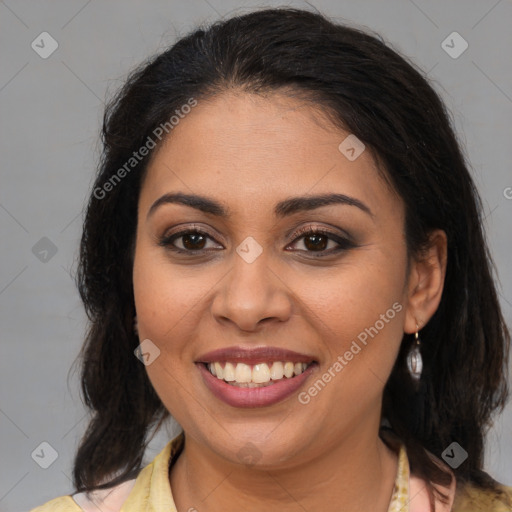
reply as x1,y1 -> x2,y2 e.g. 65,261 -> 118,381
147,191 -> 373,220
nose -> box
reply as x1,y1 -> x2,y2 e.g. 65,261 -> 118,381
210,249 -> 293,332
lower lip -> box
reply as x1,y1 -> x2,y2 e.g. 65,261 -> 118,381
197,362 -> 317,408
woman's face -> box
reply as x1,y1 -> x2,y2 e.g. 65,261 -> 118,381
133,91 -> 416,467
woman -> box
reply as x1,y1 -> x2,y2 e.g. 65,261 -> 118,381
32,7 -> 512,512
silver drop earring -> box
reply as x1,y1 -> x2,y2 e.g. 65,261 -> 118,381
406,324 -> 423,381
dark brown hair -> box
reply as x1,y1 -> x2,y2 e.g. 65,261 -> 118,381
72,7 -> 510,510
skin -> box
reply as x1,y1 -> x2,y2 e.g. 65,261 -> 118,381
132,91 -> 448,512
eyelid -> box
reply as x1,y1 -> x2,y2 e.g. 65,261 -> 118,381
161,223 -> 350,244
161,223 -> 218,240
159,223 -> 222,249
289,223 -> 352,240
285,224 -> 355,253
159,222 -> 355,257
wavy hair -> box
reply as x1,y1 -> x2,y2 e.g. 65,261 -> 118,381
73,8 -> 510,510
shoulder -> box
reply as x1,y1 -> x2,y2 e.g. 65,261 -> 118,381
29,495 -> 81,512
29,432 -> 184,512
406,441 -> 512,512
29,478 -> 137,512
452,480 -> 512,511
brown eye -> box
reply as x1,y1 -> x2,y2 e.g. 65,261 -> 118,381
303,233 -> 329,251
288,227 -> 356,256
159,229 -> 222,253
181,232 -> 207,250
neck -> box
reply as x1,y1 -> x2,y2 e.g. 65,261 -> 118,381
170,425 -> 399,512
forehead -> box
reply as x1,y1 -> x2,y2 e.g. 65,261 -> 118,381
140,91 -> 400,222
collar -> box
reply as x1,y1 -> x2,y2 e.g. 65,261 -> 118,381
387,441 -> 411,511
119,432 -> 455,512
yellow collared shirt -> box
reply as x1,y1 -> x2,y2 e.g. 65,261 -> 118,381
30,433 -> 512,512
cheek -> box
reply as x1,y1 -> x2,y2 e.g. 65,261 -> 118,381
298,254 -> 407,377
294,267 -> 406,425
297,255 -> 405,328
132,247 -> 205,415
133,244 -> 207,338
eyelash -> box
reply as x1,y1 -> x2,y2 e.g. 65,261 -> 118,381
159,224 -> 356,257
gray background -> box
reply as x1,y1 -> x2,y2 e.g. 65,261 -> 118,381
1,0 -> 511,510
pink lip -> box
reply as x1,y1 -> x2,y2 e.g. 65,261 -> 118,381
197,361 -> 317,408
196,345 -> 315,365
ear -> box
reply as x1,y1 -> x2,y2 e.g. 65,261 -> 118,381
404,229 -> 448,333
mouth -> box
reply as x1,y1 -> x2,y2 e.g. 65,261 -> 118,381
196,346 -> 318,407
202,360 -> 314,387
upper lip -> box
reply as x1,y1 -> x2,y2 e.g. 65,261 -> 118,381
196,346 -> 316,365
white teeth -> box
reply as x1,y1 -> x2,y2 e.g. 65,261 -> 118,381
283,362 -> 294,378
214,362 -> 223,380
235,363 -> 252,383
206,360 -> 311,385
252,363 -> 271,383
270,361 -> 284,380
223,362 -> 236,381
